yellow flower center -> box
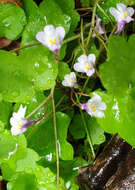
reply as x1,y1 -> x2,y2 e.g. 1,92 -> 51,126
17,123 -> 21,130
91,104 -> 96,112
70,79 -> 74,85
123,12 -> 128,17
50,38 -> 56,45
84,64 -> 91,71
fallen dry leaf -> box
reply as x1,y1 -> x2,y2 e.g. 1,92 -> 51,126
0,37 -> 12,49
0,0 -> 23,7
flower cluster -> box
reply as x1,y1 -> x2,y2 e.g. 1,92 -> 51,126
11,3 -> 134,135
62,54 -> 96,88
81,93 -> 106,118
74,54 -> 96,76
62,72 -> 77,88
10,105 -> 34,135
36,25 -> 65,54
109,3 -> 134,34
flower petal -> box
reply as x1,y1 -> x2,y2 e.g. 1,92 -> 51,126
86,68 -> 95,76
117,3 -> 127,12
91,93 -> 102,102
87,54 -> 96,64
99,102 -> 107,110
49,43 -> 59,51
80,103 -> 89,110
73,62 -> 84,73
62,80 -> 68,86
109,7 -> 119,21
44,25 -> 55,34
56,26 -> 65,41
36,32 -> 45,44
62,72 -> 77,87
127,7 -> 135,17
93,110 -> 104,118
17,105 -> 27,118
78,54 -> 88,63
115,21 -> 126,34
11,126 -> 20,135
70,72 -> 76,79
10,117 -> 18,128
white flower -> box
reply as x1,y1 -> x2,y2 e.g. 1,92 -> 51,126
62,72 -> 77,88
36,25 -> 65,54
109,3 -> 134,34
92,15 -> 105,37
80,93 -> 106,118
10,105 -> 34,135
73,54 -> 96,77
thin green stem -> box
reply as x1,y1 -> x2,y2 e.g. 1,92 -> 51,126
52,88 -> 60,190
26,87 -> 54,119
76,7 -> 92,11
86,0 -> 98,46
81,18 -> 86,53
93,28 -> 108,51
62,34 -> 81,45
109,24 -> 117,39
26,94 -> 66,139
75,94 -> 95,159
97,3 -> 113,26
82,77 -> 90,92
10,42 -> 40,53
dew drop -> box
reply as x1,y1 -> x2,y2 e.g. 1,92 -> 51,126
35,62 -> 39,67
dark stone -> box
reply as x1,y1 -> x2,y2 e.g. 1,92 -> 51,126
77,134 -> 132,190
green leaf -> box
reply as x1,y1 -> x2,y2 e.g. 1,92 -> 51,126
40,158 -> 86,190
95,92 -> 118,134
20,46 -> 58,91
7,173 -> 38,190
95,90 -> 135,147
85,114 -> 106,145
59,158 -> 87,190
58,62 -> 71,81
39,0 -> 71,33
1,148 -> 39,180
69,114 -> 86,139
15,92 -> 51,121
74,42 -> 99,59
0,47 -> 58,102
34,166 -> 64,190
69,112 -> 105,145
6,165 -> 64,190
100,35 -> 135,96
0,50 -> 35,102
97,0 -> 135,24
28,112 -> 74,162
54,0 -> 80,32
0,128 -> 26,163
0,101 -> 12,126
98,35 -> 135,147
22,0 -> 46,46
0,3 -> 26,40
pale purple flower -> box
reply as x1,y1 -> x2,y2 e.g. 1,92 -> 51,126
36,25 -> 65,54
73,54 -> 96,77
62,72 -> 77,88
109,3 -> 134,34
10,105 -> 34,135
92,15 -> 105,37
80,93 -> 106,118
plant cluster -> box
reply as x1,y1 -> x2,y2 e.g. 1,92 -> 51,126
0,0 -> 135,189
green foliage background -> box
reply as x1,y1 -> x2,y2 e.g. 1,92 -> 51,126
0,0 -> 135,189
